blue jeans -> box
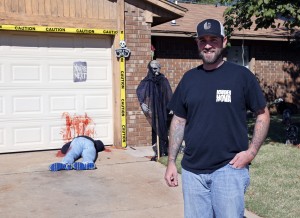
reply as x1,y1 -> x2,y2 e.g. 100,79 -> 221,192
182,164 -> 250,218
62,137 -> 96,164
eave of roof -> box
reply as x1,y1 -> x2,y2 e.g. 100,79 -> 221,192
151,3 -> 296,41
145,0 -> 188,16
141,0 -> 188,26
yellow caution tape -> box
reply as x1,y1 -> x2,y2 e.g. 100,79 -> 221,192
119,30 -> 127,148
0,24 -> 118,35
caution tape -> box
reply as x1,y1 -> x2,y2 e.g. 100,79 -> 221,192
0,24 -> 118,35
120,30 -> 127,148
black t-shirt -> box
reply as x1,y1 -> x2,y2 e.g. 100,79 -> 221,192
168,61 -> 266,174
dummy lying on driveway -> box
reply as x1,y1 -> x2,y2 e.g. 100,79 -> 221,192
49,136 -> 105,171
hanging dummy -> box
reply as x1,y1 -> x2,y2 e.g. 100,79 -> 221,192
136,60 -> 173,160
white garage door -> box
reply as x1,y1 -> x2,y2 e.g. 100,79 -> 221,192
0,31 -> 113,153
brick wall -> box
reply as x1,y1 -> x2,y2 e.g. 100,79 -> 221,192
125,1 -> 153,147
248,40 -> 300,104
154,37 -> 300,105
153,36 -> 201,91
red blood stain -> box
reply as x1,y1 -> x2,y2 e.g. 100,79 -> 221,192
56,150 -> 65,157
60,112 -> 95,142
104,148 -> 112,152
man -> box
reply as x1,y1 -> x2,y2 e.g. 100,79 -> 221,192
164,19 -> 270,218
136,60 -> 173,160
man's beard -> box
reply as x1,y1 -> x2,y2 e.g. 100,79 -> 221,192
199,48 -> 224,64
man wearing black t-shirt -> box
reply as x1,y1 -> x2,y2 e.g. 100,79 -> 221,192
164,19 -> 270,218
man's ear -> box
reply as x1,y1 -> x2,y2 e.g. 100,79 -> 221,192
223,37 -> 228,48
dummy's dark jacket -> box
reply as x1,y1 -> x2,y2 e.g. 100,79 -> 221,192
136,70 -> 173,144
61,136 -> 105,154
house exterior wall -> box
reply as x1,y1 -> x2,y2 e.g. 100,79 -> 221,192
235,40 -> 300,105
124,1 -> 153,147
152,36 -> 200,91
0,0 -> 118,29
153,36 -> 300,110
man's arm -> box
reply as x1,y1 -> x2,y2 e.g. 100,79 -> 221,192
230,106 -> 270,168
248,106 -> 270,158
165,115 -> 186,187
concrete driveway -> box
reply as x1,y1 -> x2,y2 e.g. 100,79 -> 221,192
0,146 -> 260,218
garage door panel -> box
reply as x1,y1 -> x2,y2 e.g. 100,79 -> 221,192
1,33 -> 111,57
84,95 -> 112,114
0,122 -> 48,152
50,124 -> 66,143
13,96 -> 42,114
3,92 -> 43,117
0,64 -> 3,81
4,61 -> 111,85
1,42 -> 111,86
50,96 -> 76,112
14,126 -> 43,144
49,65 -> 73,81
91,118 -> 113,144
48,62 -> 111,84
5,61 -> 42,84
0,129 -> 4,146
1,90 -> 112,118
0,31 -> 113,152
0,97 -> 3,114
0,122 -> 46,152
12,65 -> 41,82
88,65 -> 110,81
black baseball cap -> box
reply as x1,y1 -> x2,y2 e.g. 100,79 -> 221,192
196,19 -> 225,38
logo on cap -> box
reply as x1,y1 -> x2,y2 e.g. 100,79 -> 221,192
204,22 -> 211,30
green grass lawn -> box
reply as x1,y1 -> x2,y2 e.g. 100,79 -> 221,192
159,115 -> 300,218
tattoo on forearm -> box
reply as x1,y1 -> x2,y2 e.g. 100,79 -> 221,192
249,150 -> 256,157
250,109 -> 270,156
168,117 -> 186,163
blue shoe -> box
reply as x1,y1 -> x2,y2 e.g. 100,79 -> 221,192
73,162 -> 96,170
49,163 -> 72,171
65,163 -> 73,170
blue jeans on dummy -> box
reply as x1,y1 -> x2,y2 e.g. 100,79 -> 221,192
182,164 -> 250,218
62,137 -> 96,164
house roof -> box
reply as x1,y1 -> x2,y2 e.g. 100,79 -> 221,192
143,0 -> 188,26
152,3 -> 296,41
145,0 -> 187,15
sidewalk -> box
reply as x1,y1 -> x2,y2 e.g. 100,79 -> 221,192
0,146 -> 260,218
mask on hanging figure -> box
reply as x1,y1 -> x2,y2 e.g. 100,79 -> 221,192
149,60 -> 161,76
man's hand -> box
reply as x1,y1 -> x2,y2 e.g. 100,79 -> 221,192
230,106 -> 270,169
229,150 -> 254,168
165,115 -> 186,187
165,162 -> 179,187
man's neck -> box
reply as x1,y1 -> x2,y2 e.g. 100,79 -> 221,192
203,59 -> 224,71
